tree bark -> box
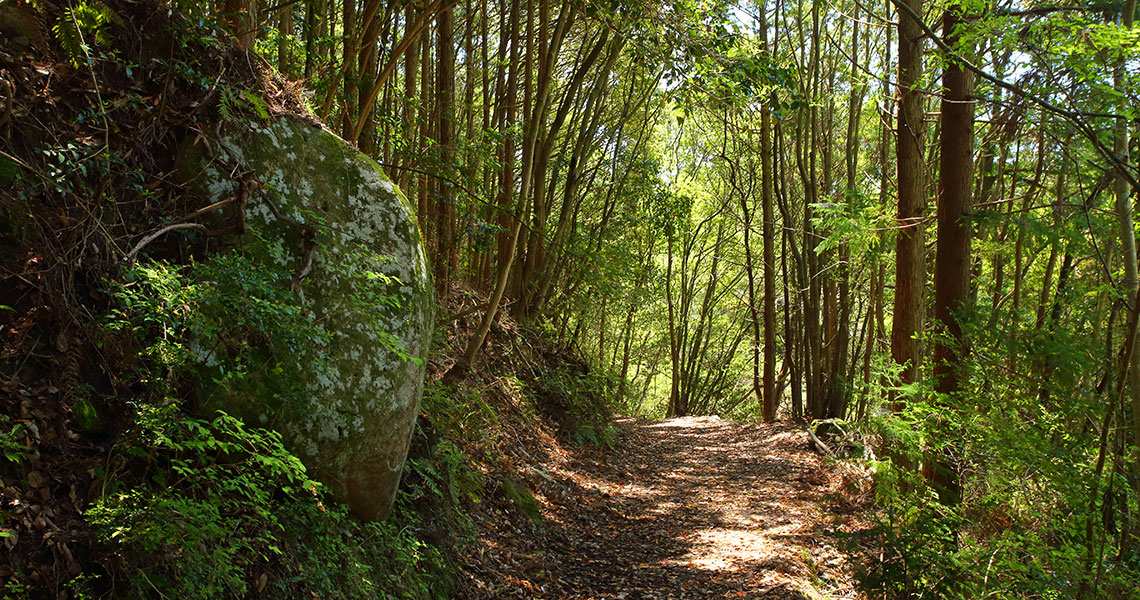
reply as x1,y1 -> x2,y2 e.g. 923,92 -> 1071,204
760,0 -> 778,423
890,0 -> 926,401
224,0 -> 259,48
436,0 -> 456,297
277,2 -> 293,76
1113,0 -> 1140,537
927,4 -> 975,506
666,233 -> 682,416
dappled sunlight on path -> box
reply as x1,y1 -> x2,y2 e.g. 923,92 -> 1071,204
460,415 -> 856,599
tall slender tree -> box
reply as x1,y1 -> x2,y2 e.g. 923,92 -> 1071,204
927,0 -> 975,506
890,0 -> 926,407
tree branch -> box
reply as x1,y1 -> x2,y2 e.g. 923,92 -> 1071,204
124,224 -> 209,264
885,0 -> 1140,193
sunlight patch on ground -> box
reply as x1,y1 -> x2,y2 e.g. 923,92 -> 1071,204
612,482 -> 661,498
662,526 -> 779,572
477,417 -> 857,599
650,416 -> 728,428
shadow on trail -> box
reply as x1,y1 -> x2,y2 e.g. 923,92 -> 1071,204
538,417 -> 845,600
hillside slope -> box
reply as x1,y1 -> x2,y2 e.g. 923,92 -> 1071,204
0,1 -> 619,596
0,3 -> 861,598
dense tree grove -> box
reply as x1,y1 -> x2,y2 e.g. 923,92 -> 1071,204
204,0 -> 1140,594
18,0 -> 1139,595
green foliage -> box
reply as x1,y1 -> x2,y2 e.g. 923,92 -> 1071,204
1,574 -> 27,598
87,411 -> 319,599
52,0 -> 119,67
109,244 -> 409,397
536,362 -> 619,447
404,436 -> 484,507
219,85 -> 270,121
421,381 -> 502,445
166,1 -> 230,50
409,384 -> 494,520
89,252 -> 450,598
811,187 -> 894,258
848,348 -> 1140,599
37,142 -> 93,197
853,481 -> 975,599
88,408 -> 453,600
572,422 -> 620,449
646,189 -> 692,240
107,255 -> 328,404
0,415 -> 25,464
270,499 -> 452,600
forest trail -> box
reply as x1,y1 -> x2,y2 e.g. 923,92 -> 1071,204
462,417 -> 859,599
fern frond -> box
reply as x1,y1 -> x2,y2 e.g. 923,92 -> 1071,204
51,0 -> 119,67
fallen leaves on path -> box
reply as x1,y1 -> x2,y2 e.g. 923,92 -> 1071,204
457,416 -> 859,599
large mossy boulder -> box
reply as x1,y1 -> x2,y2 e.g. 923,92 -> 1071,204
179,116 -> 433,521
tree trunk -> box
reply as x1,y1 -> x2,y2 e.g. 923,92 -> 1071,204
891,0 -> 926,401
927,4 -> 975,507
278,2 -> 293,76
224,0 -> 258,48
340,0 -> 358,139
436,1 -> 455,297
401,2 -> 420,191
760,0 -> 778,423
1114,0 -> 1140,541
827,10 -> 863,420
303,0 -> 321,78
419,30 -> 432,249
666,234 -> 683,417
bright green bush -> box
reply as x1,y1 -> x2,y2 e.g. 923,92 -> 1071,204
106,255 -> 329,399
848,380 -> 1140,600
87,408 -> 454,600
87,411 -> 315,599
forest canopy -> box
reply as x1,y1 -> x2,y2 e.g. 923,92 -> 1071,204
3,0 -> 1140,596
212,0 -> 1140,592
204,0 -> 1140,593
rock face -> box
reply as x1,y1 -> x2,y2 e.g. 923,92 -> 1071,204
180,116 -> 433,521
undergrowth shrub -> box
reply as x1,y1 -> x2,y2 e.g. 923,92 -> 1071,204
404,433 -> 485,508
845,377 -> 1140,600
87,407 -> 454,599
851,463 -> 975,599
535,361 -> 620,448
85,255 -> 453,599
0,416 -> 25,464
87,411 -> 316,598
106,255 -> 327,397
271,496 -> 452,600
409,382 -> 490,516
420,381 -> 503,447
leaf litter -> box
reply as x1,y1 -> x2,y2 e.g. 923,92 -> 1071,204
457,415 -> 861,599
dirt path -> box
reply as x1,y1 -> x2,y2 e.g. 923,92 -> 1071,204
460,416 -> 858,600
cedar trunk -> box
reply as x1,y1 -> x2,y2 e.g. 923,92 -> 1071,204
928,6 -> 975,506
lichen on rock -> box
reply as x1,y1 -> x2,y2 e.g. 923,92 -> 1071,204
179,116 -> 433,521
